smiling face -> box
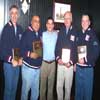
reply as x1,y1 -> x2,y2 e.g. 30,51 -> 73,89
10,7 -> 19,25
46,19 -> 54,32
81,15 -> 90,31
31,16 -> 40,32
64,11 -> 72,28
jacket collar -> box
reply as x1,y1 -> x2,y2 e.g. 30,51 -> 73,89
8,20 -> 18,27
28,25 -> 33,32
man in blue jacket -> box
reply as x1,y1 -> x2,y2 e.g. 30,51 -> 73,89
75,14 -> 100,100
21,15 -> 42,100
0,5 -> 23,100
55,11 -> 77,100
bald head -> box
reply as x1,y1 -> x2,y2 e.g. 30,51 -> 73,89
64,11 -> 72,28
31,16 -> 40,32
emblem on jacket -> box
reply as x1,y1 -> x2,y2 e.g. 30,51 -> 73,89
70,35 -> 75,41
85,35 -> 90,41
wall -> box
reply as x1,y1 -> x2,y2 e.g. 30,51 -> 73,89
0,0 -> 90,31
88,0 -> 100,34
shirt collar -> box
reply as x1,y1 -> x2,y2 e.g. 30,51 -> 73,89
66,25 -> 72,31
82,27 -> 91,33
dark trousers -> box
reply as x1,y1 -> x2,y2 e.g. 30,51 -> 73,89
75,65 -> 93,100
3,62 -> 19,100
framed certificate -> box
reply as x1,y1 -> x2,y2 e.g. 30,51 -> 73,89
33,40 -> 42,57
77,45 -> 87,60
53,2 -> 71,23
12,48 -> 21,61
61,48 -> 71,63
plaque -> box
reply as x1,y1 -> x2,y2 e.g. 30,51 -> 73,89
77,45 -> 87,60
12,48 -> 21,61
61,48 -> 71,63
32,40 -> 42,57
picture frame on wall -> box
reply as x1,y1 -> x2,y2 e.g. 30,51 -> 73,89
53,2 -> 71,23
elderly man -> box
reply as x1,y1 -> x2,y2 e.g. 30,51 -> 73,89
0,5 -> 23,100
21,15 -> 42,100
75,14 -> 100,100
55,11 -> 77,100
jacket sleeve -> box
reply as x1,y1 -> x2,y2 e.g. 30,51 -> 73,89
0,26 -> 13,62
71,38 -> 78,64
55,32 -> 62,60
87,31 -> 100,65
20,31 -> 32,59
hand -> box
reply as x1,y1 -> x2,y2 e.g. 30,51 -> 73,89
30,52 -> 39,59
64,62 -> 71,68
58,59 -> 64,65
18,58 -> 23,66
12,59 -> 18,67
78,58 -> 85,64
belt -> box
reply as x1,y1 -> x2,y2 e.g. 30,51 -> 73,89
43,60 -> 55,64
77,63 -> 92,68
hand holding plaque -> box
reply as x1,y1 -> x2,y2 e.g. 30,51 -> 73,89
32,40 -> 42,57
12,48 -> 21,61
30,52 -> 39,59
61,48 -> 71,64
12,48 -> 22,66
12,59 -> 18,67
77,45 -> 87,63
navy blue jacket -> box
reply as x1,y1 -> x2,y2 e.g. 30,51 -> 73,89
0,21 -> 23,63
76,28 -> 100,66
20,25 -> 42,68
55,25 -> 78,64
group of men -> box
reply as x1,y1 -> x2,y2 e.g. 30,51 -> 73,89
0,5 -> 100,100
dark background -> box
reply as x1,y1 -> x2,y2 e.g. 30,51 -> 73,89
0,0 -> 100,100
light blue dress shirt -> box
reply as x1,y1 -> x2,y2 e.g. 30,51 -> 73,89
14,26 -> 17,35
42,31 -> 58,61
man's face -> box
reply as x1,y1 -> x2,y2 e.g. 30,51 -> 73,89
10,8 -> 19,24
64,12 -> 72,28
81,15 -> 90,31
31,16 -> 40,32
46,19 -> 54,32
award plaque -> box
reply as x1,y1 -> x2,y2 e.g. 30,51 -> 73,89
61,48 -> 71,63
12,48 -> 21,61
77,45 -> 87,60
32,40 -> 42,57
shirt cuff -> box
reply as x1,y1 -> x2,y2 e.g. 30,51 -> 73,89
69,60 -> 73,65
8,56 -> 12,63
56,56 -> 60,61
27,51 -> 31,57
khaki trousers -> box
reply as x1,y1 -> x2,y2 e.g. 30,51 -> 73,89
40,61 -> 56,100
57,64 -> 73,100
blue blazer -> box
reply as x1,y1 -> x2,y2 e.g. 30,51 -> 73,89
55,25 -> 78,64
20,25 -> 42,68
76,28 -> 100,66
0,20 -> 23,63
